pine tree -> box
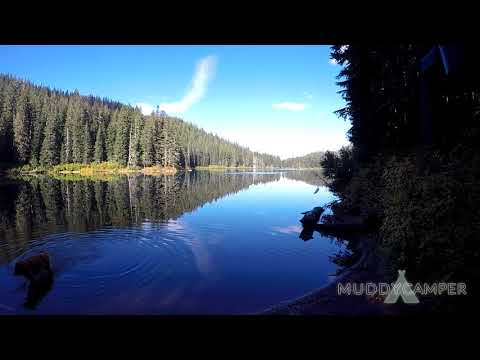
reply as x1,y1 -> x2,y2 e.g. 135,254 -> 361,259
105,108 -> 116,160
94,121 -> 106,162
142,117 -> 156,167
30,94 -> 46,166
83,121 -> 93,164
71,104 -> 85,163
156,118 -> 169,166
13,86 -> 33,163
40,105 -> 61,166
62,100 -> 80,163
0,81 -> 17,162
128,109 -> 142,167
114,107 -> 130,166
170,136 -> 180,167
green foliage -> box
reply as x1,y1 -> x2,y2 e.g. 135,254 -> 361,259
128,110 -> 142,167
331,44 -> 429,163
141,117 -> 156,167
9,163 -> 49,173
380,148 -> 480,282
326,44 -> 480,285
325,145 -> 480,282
50,161 -> 124,173
94,121 -> 107,162
83,122 -> 93,164
339,157 -> 384,216
51,163 -> 86,173
320,146 -> 355,195
29,96 -> 46,166
113,108 -> 130,166
13,87 -> 33,163
0,78 -> 17,162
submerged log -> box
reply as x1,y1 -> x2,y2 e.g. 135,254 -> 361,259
299,206 -> 380,241
314,212 -> 379,237
299,206 -> 324,225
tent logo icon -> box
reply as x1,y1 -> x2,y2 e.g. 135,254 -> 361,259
384,270 -> 420,304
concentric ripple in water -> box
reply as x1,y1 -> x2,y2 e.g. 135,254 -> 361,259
0,173 -> 346,314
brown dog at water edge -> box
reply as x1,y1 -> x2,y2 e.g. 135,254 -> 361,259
14,252 -> 54,309
14,252 -> 52,281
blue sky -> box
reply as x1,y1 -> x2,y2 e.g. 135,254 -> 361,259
0,45 -> 350,159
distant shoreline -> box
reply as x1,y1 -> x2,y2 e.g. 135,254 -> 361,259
2,163 -> 322,177
3,162 -> 177,177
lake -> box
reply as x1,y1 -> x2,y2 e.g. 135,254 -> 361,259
0,170 -> 346,314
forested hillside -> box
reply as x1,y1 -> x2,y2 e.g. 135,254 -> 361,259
0,74 -> 281,169
281,151 -> 325,168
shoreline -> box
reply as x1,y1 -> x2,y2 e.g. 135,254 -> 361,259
3,164 -> 178,177
2,165 -> 322,178
261,230 -> 442,315
260,232 -> 408,315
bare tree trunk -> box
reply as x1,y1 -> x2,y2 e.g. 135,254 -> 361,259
164,130 -> 167,167
65,127 -> 70,162
127,123 -> 133,167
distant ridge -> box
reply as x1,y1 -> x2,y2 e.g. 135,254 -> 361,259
281,151 -> 326,169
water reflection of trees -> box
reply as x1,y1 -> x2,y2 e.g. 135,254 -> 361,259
0,172 -> 280,264
282,170 -> 328,188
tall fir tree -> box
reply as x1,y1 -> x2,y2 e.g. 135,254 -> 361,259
83,121 -> 93,164
113,107 -> 130,166
128,109 -> 142,167
94,121 -> 107,162
13,86 -> 33,163
0,80 -> 17,162
30,94 -> 46,166
40,104 -> 61,166
142,117 -> 156,167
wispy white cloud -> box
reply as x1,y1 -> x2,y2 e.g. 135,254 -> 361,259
160,55 -> 217,114
136,102 -> 155,116
135,55 -> 217,116
272,102 -> 309,111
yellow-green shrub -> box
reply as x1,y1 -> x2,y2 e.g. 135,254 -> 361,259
380,150 -> 480,282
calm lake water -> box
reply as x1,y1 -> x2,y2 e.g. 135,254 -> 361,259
0,170 -> 345,314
